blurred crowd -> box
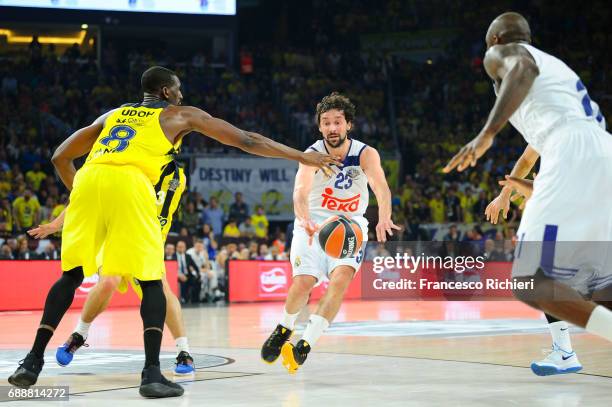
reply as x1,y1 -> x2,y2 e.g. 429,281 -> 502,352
1,0 -> 610,283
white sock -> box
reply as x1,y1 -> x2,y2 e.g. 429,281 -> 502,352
74,319 -> 91,339
548,321 -> 573,353
301,314 -> 330,347
280,309 -> 299,330
586,305 -> 612,342
175,336 -> 190,354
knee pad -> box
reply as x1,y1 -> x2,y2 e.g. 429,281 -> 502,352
63,266 -> 84,289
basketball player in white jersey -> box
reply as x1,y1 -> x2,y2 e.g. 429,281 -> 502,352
261,92 -> 400,373
444,12 -> 612,348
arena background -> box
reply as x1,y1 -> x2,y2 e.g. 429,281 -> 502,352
0,1 -> 611,405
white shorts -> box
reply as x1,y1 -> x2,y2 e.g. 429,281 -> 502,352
290,216 -> 368,282
512,123 -> 612,296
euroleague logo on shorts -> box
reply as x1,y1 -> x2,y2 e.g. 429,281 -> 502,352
321,188 -> 360,212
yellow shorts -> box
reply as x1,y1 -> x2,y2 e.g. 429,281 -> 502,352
61,164 -> 164,281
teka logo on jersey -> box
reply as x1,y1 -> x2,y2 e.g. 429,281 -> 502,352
78,274 -> 100,293
321,188 -> 360,212
259,266 -> 288,294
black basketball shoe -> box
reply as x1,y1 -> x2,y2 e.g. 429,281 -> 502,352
8,352 -> 44,388
139,365 -> 184,398
261,324 -> 293,363
281,339 -> 311,374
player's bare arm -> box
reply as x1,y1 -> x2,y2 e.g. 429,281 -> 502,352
52,109 -> 116,190
28,208 -> 66,239
444,44 -> 539,173
361,146 -> 400,242
292,163 -> 317,236
485,144 -> 539,224
181,106 -> 341,177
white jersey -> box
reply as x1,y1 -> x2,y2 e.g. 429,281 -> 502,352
306,139 -> 369,223
506,43 -> 606,153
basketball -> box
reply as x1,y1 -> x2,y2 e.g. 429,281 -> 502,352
318,215 -> 363,259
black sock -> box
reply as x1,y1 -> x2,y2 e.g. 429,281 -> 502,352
31,328 -> 53,358
31,267 -> 84,358
140,280 -> 166,369
545,313 -> 560,324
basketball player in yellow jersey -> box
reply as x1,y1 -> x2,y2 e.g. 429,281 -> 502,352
9,66 -> 340,398
28,160 -> 197,375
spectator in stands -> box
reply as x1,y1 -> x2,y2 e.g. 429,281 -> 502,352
272,232 -> 287,254
251,205 -> 269,239
247,241 -> 259,259
164,243 -> 176,260
181,202 -> 200,235
428,191 -> 445,223
176,240 -> 201,304
0,198 -> 13,237
239,217 -> 256,239
199,223 -> 218,259
41,242 -> 60,260
483,239 -> 505,262
16,238 -> 39,260
223,218 -> 241,238
186,240 -> 208,272
445,187 -> 462,222
0,244 -> 13,259
202,197 -> 224,239
444,224 -> 461,242
12,189 -> 40,234
229,192 -> 249,225
257,243 -> 269,260
503,240 -> 515,261
25,163 -> 46,191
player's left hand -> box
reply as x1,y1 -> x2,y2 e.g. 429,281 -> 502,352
376,219 -> 402,243
443,131 -> 494,173
499,173 -> 536,209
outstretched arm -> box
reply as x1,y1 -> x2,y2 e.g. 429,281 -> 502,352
485,144 -> 539,224
444,44 -> 539,173
52,110 -> 115,190
28,208 -> 66,239
183,107 -> 341,177
361,147 -> 401,242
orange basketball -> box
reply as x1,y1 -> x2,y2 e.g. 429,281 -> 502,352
318,215 -> 363,259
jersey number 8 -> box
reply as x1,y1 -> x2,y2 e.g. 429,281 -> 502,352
99,125 -> 137,152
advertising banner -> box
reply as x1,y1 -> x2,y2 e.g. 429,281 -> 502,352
0,261 -> 178,311
191,157 -> 298,221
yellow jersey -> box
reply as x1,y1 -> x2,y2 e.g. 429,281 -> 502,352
154,160 -> 186,239
85,102 -> 180,184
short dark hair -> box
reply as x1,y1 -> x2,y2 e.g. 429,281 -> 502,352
315,92 -> 356,124
141,66 -> 177,94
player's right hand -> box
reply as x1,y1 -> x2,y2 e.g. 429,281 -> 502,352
28,222 -> 61,239
485,192 -> 511,224
300,151 -> 342,178
300,219 -> 319,246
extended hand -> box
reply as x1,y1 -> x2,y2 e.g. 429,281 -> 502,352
443,132 -> 494,173
301,151 -> 342,178
499,174 -> 535,209
376,219 -> 402,243
28,222 -> 61,239
300,219 -> 320,246
485,192 -> 511,224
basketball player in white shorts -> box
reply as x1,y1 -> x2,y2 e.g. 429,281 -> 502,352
445,12 -> 612,346
487,141 -> 600,376
261,92 -> 400,373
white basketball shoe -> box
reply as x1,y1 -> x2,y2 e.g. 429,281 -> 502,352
530,343 -> 583,376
